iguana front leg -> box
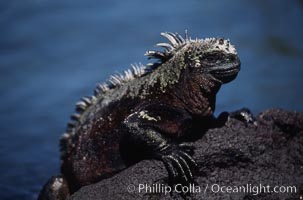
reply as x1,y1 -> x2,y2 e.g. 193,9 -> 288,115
121,104 -> 198,184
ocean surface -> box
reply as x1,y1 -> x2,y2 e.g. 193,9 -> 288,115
0,0 -> 302,199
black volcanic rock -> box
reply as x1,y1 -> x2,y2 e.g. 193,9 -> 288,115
69,108 -> 303,200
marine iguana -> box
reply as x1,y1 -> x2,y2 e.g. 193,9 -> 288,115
38,31 -> 241,199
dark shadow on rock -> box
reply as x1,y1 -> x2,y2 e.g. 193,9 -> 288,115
69,108 -> 303,200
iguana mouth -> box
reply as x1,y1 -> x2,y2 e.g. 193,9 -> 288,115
209,60 -> 241,84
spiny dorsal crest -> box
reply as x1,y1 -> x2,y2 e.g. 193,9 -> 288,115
60,30 -> 237,157
93,63 -> 146,95
145,31 -> 237,63
145,31 -> 188,62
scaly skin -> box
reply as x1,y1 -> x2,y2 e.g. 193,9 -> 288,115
38,31 -> 241,199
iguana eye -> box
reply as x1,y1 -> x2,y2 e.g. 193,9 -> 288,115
194,62 -> 201,67
205,54 -> 219,62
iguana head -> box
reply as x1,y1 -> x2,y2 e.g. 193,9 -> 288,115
185,37 -> 240,84
145,31 -> 240,86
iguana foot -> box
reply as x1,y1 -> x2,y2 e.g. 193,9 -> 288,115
229,107 -> 257,126
158,143 -> 198,184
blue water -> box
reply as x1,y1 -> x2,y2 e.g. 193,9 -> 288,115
0,0 -> 302,199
